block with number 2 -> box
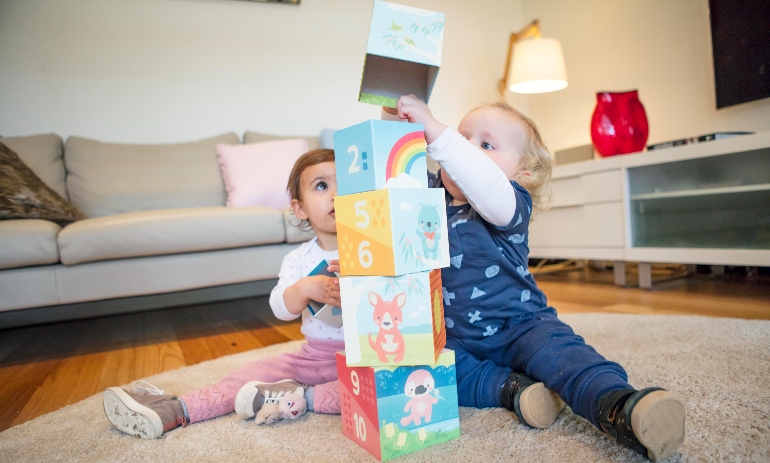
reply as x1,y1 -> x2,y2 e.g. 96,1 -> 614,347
337,349 -> 460,462
334,120 -> 429,197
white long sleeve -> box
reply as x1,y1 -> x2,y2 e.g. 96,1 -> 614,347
428,127 -> 518,227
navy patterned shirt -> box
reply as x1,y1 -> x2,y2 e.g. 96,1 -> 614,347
429,172 -> 549,341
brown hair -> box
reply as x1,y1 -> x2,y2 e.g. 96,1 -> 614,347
286,148 -> 335,230
477,101 -> 554,214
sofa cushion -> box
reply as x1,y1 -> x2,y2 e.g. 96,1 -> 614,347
243,131 -> 320,151
65,133 -> 238,217
0,143 -> 85,226
0,134 -> 67,199
57,206 -> 286,265
0,219 -> 61,270
216,138 -> 309,209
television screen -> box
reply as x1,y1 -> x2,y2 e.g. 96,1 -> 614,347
709,0 -> 770,108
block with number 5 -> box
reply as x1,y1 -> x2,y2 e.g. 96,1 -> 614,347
335,188 -> 449,277
333,120 -> 428,197
337,349 -> 460,462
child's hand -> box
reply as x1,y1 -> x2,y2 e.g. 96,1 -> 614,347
395,95 -> 447,144
304,275 -> 341,307
327,260 -> 341,275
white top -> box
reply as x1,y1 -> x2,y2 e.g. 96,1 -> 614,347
269,237 -> 344,342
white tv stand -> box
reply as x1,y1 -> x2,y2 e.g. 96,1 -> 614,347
529,131 -> 770,288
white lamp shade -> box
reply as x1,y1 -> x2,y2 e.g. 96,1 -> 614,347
508,37 -> 568,94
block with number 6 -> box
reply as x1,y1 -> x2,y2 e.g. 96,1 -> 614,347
335,188 -> 449,277
337,349 -> 460,462
334,120 -> 428,197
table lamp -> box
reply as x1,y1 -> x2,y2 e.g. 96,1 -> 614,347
499,20 -> 568,95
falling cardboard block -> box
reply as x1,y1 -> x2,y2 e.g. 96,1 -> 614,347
334,119 -> 428,197
339,269 -> 445,367
359,1 -> 445,108
337,349 -> 460,462
335,188 -> 449,277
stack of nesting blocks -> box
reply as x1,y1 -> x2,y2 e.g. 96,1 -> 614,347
334,4 -> 458,461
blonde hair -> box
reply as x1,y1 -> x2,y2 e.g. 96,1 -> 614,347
286,148 -> 335,231
477,102 -> 554,214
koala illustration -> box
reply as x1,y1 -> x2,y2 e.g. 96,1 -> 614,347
400,369 -> 439,426
416,203 -> 441,260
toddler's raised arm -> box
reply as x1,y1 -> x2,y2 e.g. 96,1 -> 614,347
428,127 -> 518,227
384,96 -> 518,227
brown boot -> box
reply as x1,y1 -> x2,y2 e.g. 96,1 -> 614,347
103,382 -> 188,439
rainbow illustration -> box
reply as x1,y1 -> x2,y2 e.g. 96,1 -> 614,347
385,131 -> 427,181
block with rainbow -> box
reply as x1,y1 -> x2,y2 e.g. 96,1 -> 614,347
337,349 -> 460,462
339,269 -> 445,367
333,120 -> 428,197
335,187 -> 449,276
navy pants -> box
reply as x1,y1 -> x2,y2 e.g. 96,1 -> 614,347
446,308 -> 630,428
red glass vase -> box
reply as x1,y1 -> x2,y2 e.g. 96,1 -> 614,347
590,90 -> 649,157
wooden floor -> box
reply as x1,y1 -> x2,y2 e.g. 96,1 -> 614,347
1,267 -> 768,433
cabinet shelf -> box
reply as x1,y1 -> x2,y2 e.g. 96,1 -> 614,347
629,183 -> 770,201
529,131 -> 770,272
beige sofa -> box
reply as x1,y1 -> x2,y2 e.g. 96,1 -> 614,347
0,131 -> 317,327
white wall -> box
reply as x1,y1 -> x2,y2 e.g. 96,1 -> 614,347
0,0 -> 523,144
519,0 -> 770,153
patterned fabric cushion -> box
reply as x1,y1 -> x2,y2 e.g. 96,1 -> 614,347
0,142 -> 84,226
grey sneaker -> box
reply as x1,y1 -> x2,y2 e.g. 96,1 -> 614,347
103,381 -> 187,439
500,373 -> 565,429
234,379 -> 307,419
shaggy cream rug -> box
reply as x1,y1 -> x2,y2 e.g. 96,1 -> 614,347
1,313 -> 768,463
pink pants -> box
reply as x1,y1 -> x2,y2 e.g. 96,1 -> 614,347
179,337 -> 344,423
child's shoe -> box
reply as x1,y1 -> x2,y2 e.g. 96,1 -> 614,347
234,379 -> 308,420
500,372 -> 565,429
103,381 -> 188,439
598,387 -> 685,462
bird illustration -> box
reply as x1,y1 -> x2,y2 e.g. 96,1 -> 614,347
403,36 -> 418,49
409,21 -> 420,33
387,20 -> 403,31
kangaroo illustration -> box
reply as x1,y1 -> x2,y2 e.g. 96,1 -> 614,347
367,292 -> 406,363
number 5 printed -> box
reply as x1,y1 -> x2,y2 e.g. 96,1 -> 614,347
354,200 -> 369,228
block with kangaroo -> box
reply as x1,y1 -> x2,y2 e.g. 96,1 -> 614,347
339,269 -> 445,367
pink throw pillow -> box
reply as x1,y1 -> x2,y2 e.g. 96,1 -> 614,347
216,138 -> 310,209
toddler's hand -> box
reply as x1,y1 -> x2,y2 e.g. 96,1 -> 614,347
304,275 -> 341,307
395,95 -> 447,144
327,260 -> 341,275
